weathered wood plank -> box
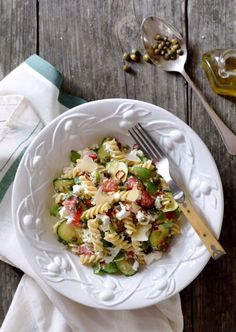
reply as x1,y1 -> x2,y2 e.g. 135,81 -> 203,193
0,262 -> 23,320
0,0 -> 37,78
187,0 -> 236,331
38,0 -> 187,121
0,0 -> 37,324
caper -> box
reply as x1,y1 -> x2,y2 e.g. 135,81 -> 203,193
154,34 -> 162,40
177,49 -> 184,55
160,50 -> 165,55
170,54 -> 177,60
130,53 -> 138,61
171,38 -> 178,45
131,49 -> 140,55
143,54 -> 151,62
123,64 -> 131,72
164,54 -> 170,60
165,41 -> 171,47
154,48 -> 161,55
163,36 -> 168,41
163,45 -> 167,50
152,43 -> 159,50
123,52 -> 130,61
171,44 -> 179,51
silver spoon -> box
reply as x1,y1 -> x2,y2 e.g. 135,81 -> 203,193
141,16 -> 236,155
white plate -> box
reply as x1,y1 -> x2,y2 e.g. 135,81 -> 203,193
12,99 -> 223,310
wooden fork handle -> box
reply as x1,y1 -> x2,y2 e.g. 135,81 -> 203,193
178,197 -> 226,260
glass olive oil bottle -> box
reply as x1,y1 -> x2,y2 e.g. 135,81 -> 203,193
202,49 -> 236,96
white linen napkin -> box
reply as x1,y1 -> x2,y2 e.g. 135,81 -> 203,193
0,55 -> 183,332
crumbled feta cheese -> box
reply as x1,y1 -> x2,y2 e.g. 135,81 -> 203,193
116,208 -> 129,220
125,149 -> 140,162
97,214 -> 110,232
132,260 -> 139,271
59,206 -> 68,219
155,195 -> 163,209
82,229 -> 92,243
136,210 -> 146,223
73,184 -> 84,195
136,210 -> 153,225
144,251 -> 162,265
104,142 -> 112,152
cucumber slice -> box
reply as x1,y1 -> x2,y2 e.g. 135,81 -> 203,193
50,203 -> 60,216
57,220 -> 82,245
145,180 -> 159,195
102,262 -> 119,274
70,150 -> 81,163
53,178 -> 74,193
132,167 -> 153,181
161,193 -> 178,212
106,161 -> 128,182
116,258 -> 138,276
97,137 -> 112,163
149,225 -> 170,249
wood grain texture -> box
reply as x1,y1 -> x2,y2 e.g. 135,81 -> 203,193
0,0 -> 37,78
0,0 -> 36,323
187,0 -> 236,331
38,0 -> 187,120
0,0 -> 236,330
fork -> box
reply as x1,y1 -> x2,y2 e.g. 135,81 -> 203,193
129,123 -> 226,260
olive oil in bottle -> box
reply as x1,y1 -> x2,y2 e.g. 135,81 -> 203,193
202,49 -> 236,96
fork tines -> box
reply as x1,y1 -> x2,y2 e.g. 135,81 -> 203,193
128,123 -> 164,162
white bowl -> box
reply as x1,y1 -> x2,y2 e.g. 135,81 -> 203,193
12,98 -> 223,309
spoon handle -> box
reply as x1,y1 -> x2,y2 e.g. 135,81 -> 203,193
181,69 -> 236,155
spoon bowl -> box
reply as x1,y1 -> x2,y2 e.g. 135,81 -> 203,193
141,16 -> 187,72
141,16 -> 236,155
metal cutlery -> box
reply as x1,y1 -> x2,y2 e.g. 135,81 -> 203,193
129,123 -> 226,260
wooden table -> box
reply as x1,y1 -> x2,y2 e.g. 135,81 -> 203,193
0,1 -> 236,331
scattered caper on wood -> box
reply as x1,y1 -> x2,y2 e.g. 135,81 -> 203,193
131,49 -> 140,55
130,53 -> 138,61
123,64 -> 131,73
123,52 -> 130,61
143,53 -> 151,62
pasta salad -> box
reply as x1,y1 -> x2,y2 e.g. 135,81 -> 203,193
50,137 -> 181,276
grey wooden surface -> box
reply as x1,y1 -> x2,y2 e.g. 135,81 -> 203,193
0,0 -> 236,331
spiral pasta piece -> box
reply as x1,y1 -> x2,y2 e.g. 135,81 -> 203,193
171,223 -> 181,235
123,216 -> 137,235
62,165 -> 82,178
113,190 -> 134,202
79,254 -> 101,265
104,232 -> 132,251
81,202 -> 111,219
106,139 -> 125,161
136,160 -> 155,170
80,175 -> 97,196
132,241 -> 145,265
53,192 -> 66,204
96,165 -> 106,173
87,219 -> 103,254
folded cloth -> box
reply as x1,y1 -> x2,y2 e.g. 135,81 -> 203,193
0,55 -> 183,332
